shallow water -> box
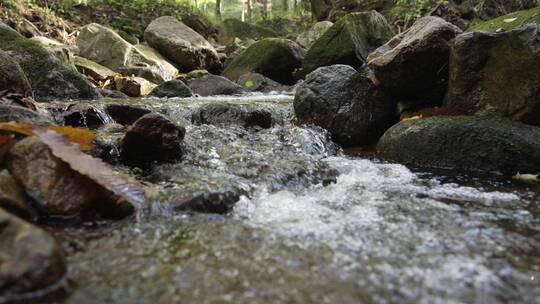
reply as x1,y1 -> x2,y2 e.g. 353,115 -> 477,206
39,94 -> 540,303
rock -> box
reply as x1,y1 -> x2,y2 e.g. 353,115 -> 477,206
192,103 -> 274,128
0,170 -> 33,219
188,75 -> 246,96
468,6 -> 540,32
294,65 -> 396,146
74,56 -> 115,82
473,0 -> 539,21
296,21 -> 334,49
104,104 -> 151,125
149,80 -> 193,98
367,16 -> 462,106
0,104 -> 51,125
327,0 -> 395,22
5,137 -> 134,218
60,103 -> 111,129
311,0 -> 333,21
219,18 -> 279,44
445,24 -> 540,126
144,16 -> 220,72
222,38 -> 305,85
129,43 -> 179,84
237,72 -> 289,92
0,22 -> 101,102
121,113 -> 185,165
115,76 -> 157,97
30,36 -> 80,57
172,190 -> 240,214
0,208 -> 66,297
98,88 -> 129,99
186,69 -> 210,79
116,30 -> 139,45
302,11 -> 394,75
77,23 -> 177,84
377,116 -> 540,174
180,13 -> 220,41
0,50 -> 32,98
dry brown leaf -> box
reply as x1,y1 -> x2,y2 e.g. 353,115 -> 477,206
0,123 -> 95,151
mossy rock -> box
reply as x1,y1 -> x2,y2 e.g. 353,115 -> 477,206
302,11 -> 394,75
220,19 -> 279,44
0,50 -> 32,97
377,116 -> 540,175
468,6 -> 540,32
0,22 -> 101,102
222,38 -> 305,85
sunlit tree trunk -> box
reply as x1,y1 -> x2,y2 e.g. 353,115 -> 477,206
246,0 -> 253,23
282,0 -> 289,11
216,0 -> 222,19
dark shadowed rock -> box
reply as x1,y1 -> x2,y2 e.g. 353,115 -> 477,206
368,16 -> 462,106
223,38 -> 304,85
188,75 -> 246,96
302,11 -> 394,75
296,21 -> 334,49
98,88 -> 129,99
104,104 -> 152,125
121,113 -> 185,165
149,80 -> 193,98
192,103 -> 274,128
60,103 -> 110,129
172,190 -> 240,214
219,18 -> 279,44
377,116 -> 540,174
0,50 -> 32,97
294,65 -> 396,147
0,170 -> 34,219
446,24 -> 540,126
0,104 -> 51,125
0,208 -> 66,297
237,72 -> 289,92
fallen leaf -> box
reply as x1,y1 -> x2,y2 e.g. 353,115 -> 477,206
402,114 -> 423,121
503,18 -> 518,23
0,123 -> 95,151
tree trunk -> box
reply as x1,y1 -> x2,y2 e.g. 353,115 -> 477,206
215,0 -> 222,19
262,0 -> 268,20
246,0 -> 253,23
282,0 -> 289,11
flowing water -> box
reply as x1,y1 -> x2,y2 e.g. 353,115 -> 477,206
39,94 -> 540,303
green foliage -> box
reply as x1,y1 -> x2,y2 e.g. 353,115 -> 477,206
392,0 -> 448,29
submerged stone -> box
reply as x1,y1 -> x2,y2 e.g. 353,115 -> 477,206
150,80 -> 193,98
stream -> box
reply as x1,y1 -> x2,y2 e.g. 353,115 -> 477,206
39,94 -> 540,303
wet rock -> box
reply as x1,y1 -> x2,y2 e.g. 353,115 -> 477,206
98,88 -> 129,99
0,50 -> 32,98
296,21 -> 333,49
237,72 -> 289,93
377,116 -> 540,174
367,16 -> 462,106
144,16 -> 220,72
0,21 -> 101,102
186,69 -> 210,79
74,56 -> 115,82
149,80 -> 193,98
295,65 -> 396,147
302,11 -> 394,75
121,113 -> 185,165
222,38 -> 304,85
0,170 -> 33,219
0,208 -> 66,297
172,190 -> 240,214
468,6 -> 540,32
0,104 -> 51,125
77,23 -> 177,83
104,104 -> 151,125
60,103 -> 110,129
446,24 -> 540,126
115,76 -> 157,97
219,18 -> 279,44
192,103 -> 274,128
5,137 -> 133,218
188,75 -> 246,96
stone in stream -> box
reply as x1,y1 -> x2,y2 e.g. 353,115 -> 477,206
237,72 -> 290,93
294,65 -> 396,147
121,113 -> 185,165
0,208 -> 66,297
73,56 -> 115,82
5,137 -> 134,218
192,103 -> 274,129
377,116 -> 540,174
302,11 -> 394,75
188,75 -> 246,96
144,16 -> 221,72
104,104 -> 152,126
0,104 -> 51,125
445,24 -> 540,126
149,80 -> 193,98
0,170 -> 34,219
172,190 -> 241,214
296,21 -> 334,49
77,23 -> 178,84
0,22 -> 101,102
115,76 -> 157,97
367,16 -> 462,106
60,103 -> 110,129
222,38 -> 305,85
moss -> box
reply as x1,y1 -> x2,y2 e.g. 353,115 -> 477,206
468,6 -> 540,32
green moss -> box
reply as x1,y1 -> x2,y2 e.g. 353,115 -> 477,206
468,6 -> 540,32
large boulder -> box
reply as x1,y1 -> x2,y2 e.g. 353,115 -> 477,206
121,113 -> 186,165
302,11 -> 394,75
445,24 -> 540,126
296,21 -> 334,49
468,6 -> 540,32
0,22 -> 101,102
377,116 -> 540,174
367,16 -> 462,106
149,80 -> 193,98
0,50 -> 32,97
144,16 -> 220,72
222,38 -> 305,85
0,208 -> 66,298
294,65 -> 396,146
219,18 -> 279,44
188,74 -> 246,96
77,23 -> 177,84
